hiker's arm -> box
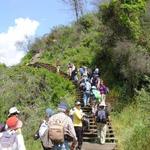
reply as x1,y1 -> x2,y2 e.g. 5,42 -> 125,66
17,133 -> 26,150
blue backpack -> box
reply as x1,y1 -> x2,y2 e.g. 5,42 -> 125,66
96,110 -> 107,124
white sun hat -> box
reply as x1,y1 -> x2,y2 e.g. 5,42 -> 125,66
8,107 -> 20,117
75,101 -> 81,105
99,101 -> 106,106
91,86 -> 96,89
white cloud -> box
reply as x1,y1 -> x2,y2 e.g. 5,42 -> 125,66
0,18 -> 39,66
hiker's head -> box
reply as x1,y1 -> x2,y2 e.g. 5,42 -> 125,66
45,108 -> 54,118
6,116 -> 22,130
95,68 -> 99,74
8,107 -> 20,117
99,101 -> 106,109
75,101 -> 81,109
58,102 -> 68,112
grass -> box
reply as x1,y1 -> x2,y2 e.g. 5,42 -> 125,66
112,90 -> 150,150
0,65 -> 76,150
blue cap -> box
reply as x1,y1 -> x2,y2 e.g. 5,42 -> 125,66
45,108 -> 54,117
58,102 -> 68,111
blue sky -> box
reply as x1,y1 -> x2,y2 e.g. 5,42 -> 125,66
0,0 -> 95,66
0,0 -> 72,36
0,0 -> 94,36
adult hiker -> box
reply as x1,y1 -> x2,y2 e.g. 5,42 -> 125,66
83,66 -> 88,77
0,115 -> 26,150
93,68 -> 100,77
56,59 -> 61,73
67,62 -> 72,77
91,74 -> 100,88
79,73 -> 88,91
78,66 -> 84,77
95,101 -> 110,144
48,102 -> 77,150
83,79 -> 91,106
98,79 -> 109,104
37,108 -> 54,150
91,86 -> 102,104
7,106 -> 26,149
71,67 -> 78,82
71,101 -> 84,150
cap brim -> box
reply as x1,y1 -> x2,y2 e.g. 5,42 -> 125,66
76,102 -> 81,105
58,108 -> 66,112
8,111 -> 20,117
99,104 -> 106,106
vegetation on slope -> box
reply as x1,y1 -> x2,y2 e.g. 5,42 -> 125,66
1,0 -> 150,149
0,65 -> 76,149
22,13 -> 102,70
22,0 -> 150,149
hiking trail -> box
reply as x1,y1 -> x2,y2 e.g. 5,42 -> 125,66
29,62 -> 118,150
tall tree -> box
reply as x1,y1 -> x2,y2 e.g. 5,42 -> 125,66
62,0 -> 86,21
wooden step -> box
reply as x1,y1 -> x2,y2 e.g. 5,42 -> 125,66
83,132 -> 97,137
83,137 -> 117,143
31,63 -> 118,147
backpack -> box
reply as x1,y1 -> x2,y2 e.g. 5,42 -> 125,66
48,119 -> 65,144
0,131 -> 18,149
92,90 -> 101,100
85,81 -> 91,92
96,110 -> 107,124
41,129 -> 53,148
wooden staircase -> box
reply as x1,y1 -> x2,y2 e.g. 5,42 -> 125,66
29,62 -> 117,150
75,85 -> 117,145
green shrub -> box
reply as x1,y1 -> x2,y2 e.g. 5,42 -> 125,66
0,66 -> 76,150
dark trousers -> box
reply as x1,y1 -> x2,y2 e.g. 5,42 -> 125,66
74,126 -> 83,149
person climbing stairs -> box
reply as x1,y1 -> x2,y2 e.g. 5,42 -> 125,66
29,62 -> 117,150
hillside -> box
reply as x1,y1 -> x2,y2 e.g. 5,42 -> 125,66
0,64 -> 76,149
0,0 -> 150,150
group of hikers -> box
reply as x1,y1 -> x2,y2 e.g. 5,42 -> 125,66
67,63 -> 109,107
66,63 -> 110,145
0,62 -> 110,150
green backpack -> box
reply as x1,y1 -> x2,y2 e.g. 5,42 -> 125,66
92,90 -> 101,101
